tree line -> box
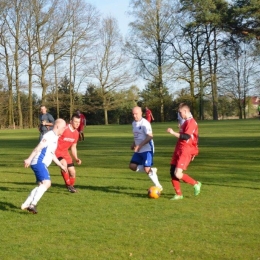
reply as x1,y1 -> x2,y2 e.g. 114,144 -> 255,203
0,0 -> 259,128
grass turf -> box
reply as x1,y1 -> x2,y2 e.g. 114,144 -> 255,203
0,120 -> 259,260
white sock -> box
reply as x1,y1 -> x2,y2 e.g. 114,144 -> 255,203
136,165 -> 145,172
23,187 -> 38,206
148,168 -> 162,187
31,185 -> 47,206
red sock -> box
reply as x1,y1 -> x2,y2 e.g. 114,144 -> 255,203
171,176 -> 182,195
70,177 -> 75,186
182,173 -> 197,186
61,171 -> 71,186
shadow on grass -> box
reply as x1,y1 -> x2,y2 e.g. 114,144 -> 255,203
51,183 -> 148,198
0,201 -> 19,211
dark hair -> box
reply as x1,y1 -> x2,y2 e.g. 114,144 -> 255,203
71,113 -> 80,120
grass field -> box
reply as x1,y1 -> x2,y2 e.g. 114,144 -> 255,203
0,119 -> 259,260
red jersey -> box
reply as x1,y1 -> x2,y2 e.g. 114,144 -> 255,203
176,117 -> 198,155
77,113 -> 86,132
55,124 -> 79,157
145,109 -> 153,122
79,114 -> 86,127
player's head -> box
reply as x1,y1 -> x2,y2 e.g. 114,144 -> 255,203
132,106 -> 142,121
178,103 -> 190,119
76,109 -> 81,115
54,118 -> 66,136
40,105 -> 47,114
70,113 -> 81,129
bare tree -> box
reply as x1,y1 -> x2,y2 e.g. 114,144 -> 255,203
91,16 -> 134,125
126,0 -> 177,122
220,41 -> 260,118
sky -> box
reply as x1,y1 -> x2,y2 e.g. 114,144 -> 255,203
86,0 -> 131,36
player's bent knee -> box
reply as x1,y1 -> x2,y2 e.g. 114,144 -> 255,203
129,163 -> 137,171
170,165 -> 176,178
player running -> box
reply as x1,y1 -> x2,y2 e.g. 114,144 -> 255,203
21,119 -> 67,214
55,114 -> 82,193
167,103 -> 201,200
129,106 -> 163,191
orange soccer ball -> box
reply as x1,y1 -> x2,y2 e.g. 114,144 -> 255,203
148,186 -> 161,199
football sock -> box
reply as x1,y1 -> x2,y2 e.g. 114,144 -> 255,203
182,173 -> 197,185
31,185 -> 47,206
61,170 -> 71,186
70,177 -> 75,186
148,169 -> 161,187
136,165 -> 145,172
171,176 -> 182,195
23,187 -> 38,206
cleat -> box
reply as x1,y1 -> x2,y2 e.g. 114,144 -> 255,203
21,203 -> 29,210
170,195 -> 184,200
194,182 -> 202,196
67,185 -> 77,193
27,204 -> 37,214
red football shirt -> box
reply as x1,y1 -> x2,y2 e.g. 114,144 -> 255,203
176,117 -> 198,154
55,124 -> 79,157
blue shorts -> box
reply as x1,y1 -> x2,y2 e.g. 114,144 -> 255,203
31,163 -> 51,183
130,151 -> 153,167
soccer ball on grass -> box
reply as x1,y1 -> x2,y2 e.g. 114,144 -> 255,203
148,186 -> 161,199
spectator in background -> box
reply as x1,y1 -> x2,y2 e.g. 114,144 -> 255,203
145,107 -> 154,123
77,110 -> 86,141
39,105 -> 55,141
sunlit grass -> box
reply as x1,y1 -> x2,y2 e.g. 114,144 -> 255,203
0,119 -> 259,259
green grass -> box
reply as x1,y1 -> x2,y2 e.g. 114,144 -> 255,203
0,120 -> 259,260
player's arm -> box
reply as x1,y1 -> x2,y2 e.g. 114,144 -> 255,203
42,114 -> 54,127
71,143 -> 81,165
24,142 -> 45,167
167,128 -> 191,140
52,154 -> 68,172
134,133 -> 153,152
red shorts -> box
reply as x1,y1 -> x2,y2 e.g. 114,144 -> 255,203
57,151 -> 73,165
170,149 -> 193,170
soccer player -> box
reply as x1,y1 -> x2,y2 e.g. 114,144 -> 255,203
167,103 -> 201,200
21,119 -> 67,214
145,107 -> 154,123
55,113 -> 82,193
129,106 -> 163,191
76,110 -> 86,141
39,105 -> 55,141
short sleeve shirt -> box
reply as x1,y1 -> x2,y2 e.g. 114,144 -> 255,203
132,118 -> 154,153
31,130 -> 59,167
55,124 -> 79,157
177,117 -> 198,153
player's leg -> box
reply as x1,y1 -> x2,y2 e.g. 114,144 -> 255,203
58,157 -> 71,187
129,152 -> 142,171
67,164 -> 77,193
177,153 -> 201,195
143,152 -> 163,190
25,164 -> 51,213
170,165 -> 183,200
21,187 -> 38,210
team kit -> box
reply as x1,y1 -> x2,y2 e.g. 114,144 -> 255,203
22,104 -> 201,214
